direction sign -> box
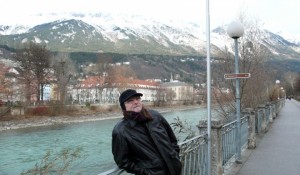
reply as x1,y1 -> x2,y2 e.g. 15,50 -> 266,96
224,73 -> 251,79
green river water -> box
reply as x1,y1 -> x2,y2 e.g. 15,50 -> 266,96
0,107 -> 218,175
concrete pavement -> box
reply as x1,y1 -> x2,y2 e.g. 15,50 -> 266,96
226,99 -> 300,175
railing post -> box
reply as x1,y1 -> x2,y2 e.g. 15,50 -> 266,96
265,103 -> 273,124
242,108 -> 256,149
198,120 -> 223,175
275,100 -> 280,117
271,102 -> 276,119
257,105 -> 267,133
263,103 -> 270,132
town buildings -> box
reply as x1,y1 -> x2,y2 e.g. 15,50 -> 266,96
0,61 -> 198,105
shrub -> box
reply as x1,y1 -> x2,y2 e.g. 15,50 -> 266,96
28,106 -> 50,116
21,146 -> 83,175
89,105 -> 97,111
85,102 -> 90,107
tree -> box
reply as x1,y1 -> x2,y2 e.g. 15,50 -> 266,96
14,46 -> 35,105
212,13 -> 275,119
165,88 -> 176,102
94,54 -> 113,102
14,42 -> 52,105
29,43 -> 52,103
106,65 -> 137,87
81,53 -> 113,76
52,52 -> 76,105
283,71 -> 298,95
295,75 -> 300,95
0,74 -> 8,102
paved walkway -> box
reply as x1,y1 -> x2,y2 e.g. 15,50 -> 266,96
228,99 -> 300,175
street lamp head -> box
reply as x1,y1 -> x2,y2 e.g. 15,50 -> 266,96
276,80 -> 280,84
227,21 -> 244,39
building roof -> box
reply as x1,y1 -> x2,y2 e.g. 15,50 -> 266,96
77,76 -> 159,89
160,81 -> 191,87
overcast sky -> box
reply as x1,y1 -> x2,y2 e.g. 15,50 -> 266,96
1,0 -> 299,36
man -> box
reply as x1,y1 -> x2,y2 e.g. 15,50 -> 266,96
112,89 -> 182,175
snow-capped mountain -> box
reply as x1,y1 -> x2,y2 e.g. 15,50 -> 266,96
0,25 -> 31,35
275,31 -> 300,45
0,12 -> 299,59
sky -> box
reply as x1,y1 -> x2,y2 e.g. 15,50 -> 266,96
1,0 -> 300,36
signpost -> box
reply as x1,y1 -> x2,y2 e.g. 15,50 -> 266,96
224,73 -> 251,79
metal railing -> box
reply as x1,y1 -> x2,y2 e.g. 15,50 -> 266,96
98,99 -> 284,175
179,134 -> 208,175
221,116 -> 248,166
241,117 -> 249,148
98,167 -> 124,175
98,134 -> 208,175
222,120 -> 236,165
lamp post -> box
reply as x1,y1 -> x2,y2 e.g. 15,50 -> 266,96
280,87 -> 285,99
227,21 -> 244,163
276,80 -> 280,100
206,0 -> 212,174
205,0 -> 212,174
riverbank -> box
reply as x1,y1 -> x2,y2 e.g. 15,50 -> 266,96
0,105 -> 201,131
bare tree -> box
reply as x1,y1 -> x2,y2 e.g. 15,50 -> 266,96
94,54 -> 113,102
15,42 -> 52,104
165,88 -> 176,102
14,43 -> 50,104
95,53 -> 113,74
294,75 -> 300,97
106,65 -> 137,87
212,13 -> 275,120
283,71 -> 298,94
27,43 -> 52,103
154,88 -> 166,106
52,52 -> 76,105
0,73 -> 13,102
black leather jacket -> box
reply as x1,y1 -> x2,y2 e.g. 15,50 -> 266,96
112,109 -> 182,175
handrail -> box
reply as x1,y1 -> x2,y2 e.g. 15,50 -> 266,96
97,167 -> 124,175
179,133 -> 206,146
98,133 -> 208,175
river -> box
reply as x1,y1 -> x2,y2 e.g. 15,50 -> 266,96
0,107 -> 218,175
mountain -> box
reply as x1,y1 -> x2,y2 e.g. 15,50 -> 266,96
0,14 -> 206,56
0,13 -> 300,60
262,31 -> 300,59
0,13 -> 300,86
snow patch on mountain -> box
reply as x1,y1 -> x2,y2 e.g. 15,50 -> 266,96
277,31 -> 300,45
0,25 -> 31,35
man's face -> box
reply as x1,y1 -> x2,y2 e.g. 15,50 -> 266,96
124,96 -> 142,112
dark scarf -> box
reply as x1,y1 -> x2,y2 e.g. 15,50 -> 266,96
123,107 -> 153,123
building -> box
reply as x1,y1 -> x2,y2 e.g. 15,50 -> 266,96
160,74 -> 194,101
68,76 -> 160,104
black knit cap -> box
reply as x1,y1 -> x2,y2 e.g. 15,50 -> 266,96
119,89 -> 143,110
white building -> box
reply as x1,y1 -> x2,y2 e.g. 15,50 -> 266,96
160,74 -> 194,101
68,76 -> 160,104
